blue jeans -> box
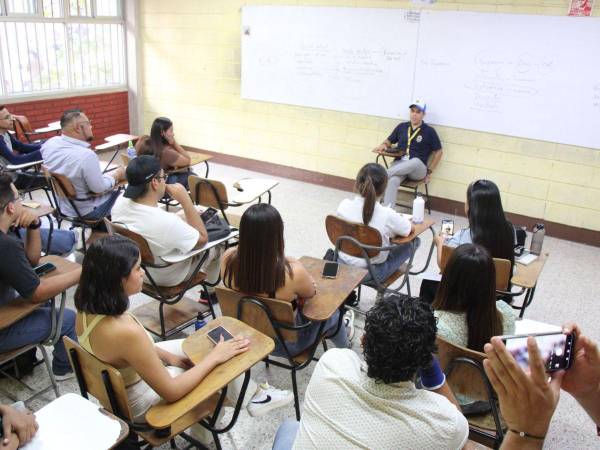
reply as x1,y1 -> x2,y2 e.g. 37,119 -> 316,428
272,310 -> 347,358
272,419 -> 299,450
0,306 -> 77,374
82,190 -> 121,221
18,228 -> 77,255
167,170 -> 197,190
365,239 -> 419,284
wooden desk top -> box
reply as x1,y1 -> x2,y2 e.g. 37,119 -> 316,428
391,217 -> 436,244
512,253 -> 548,289
23,202 -> 54,218
0,256 -> 81,330
372,148 -> 406,158
300,256 -> 367,322
230,178 -> 279,205
34,121 -> 61,133
146,316 -> 274,428
188,152 -> 213,166
95,134 -> 138,151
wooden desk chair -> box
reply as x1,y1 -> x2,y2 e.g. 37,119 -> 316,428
188,176 -> 241,228
436,337 -> 505,449
63,337 -> 221,449
441,245 -> 512,292
0,292 -> 68,404
216,286 -> 343,421
105,220 -> 215,340
11,114 -> 48,144
325,215 -> 412,310
374,149 -> 436,214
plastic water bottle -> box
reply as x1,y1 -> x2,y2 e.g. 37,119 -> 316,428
530,223 -> 545,255
126,140 -> 136,159
195,318 -> 206,330
412,194 -> 425,224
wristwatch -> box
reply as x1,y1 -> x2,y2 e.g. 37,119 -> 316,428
28,220 -> 42,230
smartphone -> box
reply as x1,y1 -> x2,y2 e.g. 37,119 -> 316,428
441,219 -> 454,236
322,261 -> 339,279
200,207 -> 218,223
33,262 -> 57,277
206,326 -> 234,345
501,332 -> 576,372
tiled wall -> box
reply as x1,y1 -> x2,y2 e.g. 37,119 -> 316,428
5,91 -> 130,148
139,0 -> 600,232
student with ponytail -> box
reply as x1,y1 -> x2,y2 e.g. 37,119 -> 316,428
336,163 -> 415,283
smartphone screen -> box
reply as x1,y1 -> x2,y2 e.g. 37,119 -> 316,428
207,326 -> 234,345
441,219 -> 454,236
502,332 -> 575,372
33,262 -> 57,277
322,261 -> 339,279
200,207 -> 218,223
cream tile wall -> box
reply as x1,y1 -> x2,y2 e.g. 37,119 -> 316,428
139,0 -> 600,232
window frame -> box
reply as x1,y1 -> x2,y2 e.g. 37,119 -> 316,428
0,0 -> 125,100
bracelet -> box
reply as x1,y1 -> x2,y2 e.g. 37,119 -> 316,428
509,429 -> 546,440
28,220 -> 42,230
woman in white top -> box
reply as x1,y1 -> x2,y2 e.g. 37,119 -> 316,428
432,243 -> 515,352
336,163 -> 415,283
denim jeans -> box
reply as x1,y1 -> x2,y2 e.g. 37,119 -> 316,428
272,310 -> 347,358
365,239 -> 419,284
272,419 -> 299,450
0,306 -> 77,374
82,190 -> 121,222
166,170 -> 197,190
17,228 -> 77,255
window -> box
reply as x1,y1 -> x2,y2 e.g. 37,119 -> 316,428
0,0 -> 125,98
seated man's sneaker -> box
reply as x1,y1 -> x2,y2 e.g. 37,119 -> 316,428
246,382 -> 293,417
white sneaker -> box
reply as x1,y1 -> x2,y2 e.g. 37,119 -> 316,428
246,382 -> 294,417
344,309 -> 355,343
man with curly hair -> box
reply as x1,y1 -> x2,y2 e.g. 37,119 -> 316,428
274,295 -> 469,449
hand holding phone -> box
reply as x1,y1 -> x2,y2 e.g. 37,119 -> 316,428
501,331 -> 576,372
206,326 -> 234,345
441,219 -> 454,236
33,262 -> 57,277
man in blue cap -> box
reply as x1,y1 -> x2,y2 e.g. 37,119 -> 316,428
374,100 -> 443,208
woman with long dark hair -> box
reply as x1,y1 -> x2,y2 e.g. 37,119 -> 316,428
75,235 -> 292,422
432,243 -> 515,351
137,117 -> 196,188
221,203 -> 352,356
420,179 -> 515,303
336,163 -> 414,284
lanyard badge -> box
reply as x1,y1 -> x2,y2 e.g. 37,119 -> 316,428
406,126 -> 420,157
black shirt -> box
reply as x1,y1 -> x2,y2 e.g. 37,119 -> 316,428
0,231 -> 40,306
387,121 -> 442,166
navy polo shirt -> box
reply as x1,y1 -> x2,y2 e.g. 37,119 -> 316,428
387,121 -> 442,166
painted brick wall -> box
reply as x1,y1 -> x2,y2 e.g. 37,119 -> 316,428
139,0 -> 600,232
4,91 -> 130,148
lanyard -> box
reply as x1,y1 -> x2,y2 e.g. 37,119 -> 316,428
406,126 -> 420,156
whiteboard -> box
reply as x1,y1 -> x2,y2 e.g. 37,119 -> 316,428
241,6 -> 420,119
241,7 -> 600,149
414,11 -> 600,149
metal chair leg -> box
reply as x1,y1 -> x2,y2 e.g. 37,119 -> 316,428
38,345 -> 60,398
291,368 -> 301,421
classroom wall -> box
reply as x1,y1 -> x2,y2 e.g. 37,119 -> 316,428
139,0 -> 600,235
5,91 -> 130,148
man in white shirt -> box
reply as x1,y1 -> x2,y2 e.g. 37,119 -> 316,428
274,296 -> 469,450
41,109 -> 125,219
111,155 -> 221,291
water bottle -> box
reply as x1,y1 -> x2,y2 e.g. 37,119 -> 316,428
126,140 -> 136,159
195,318 -> 207,330
412,194 -> 425,224
530,223 -> 545,255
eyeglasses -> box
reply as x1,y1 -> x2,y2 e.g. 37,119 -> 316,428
154,175 -> 167,181
0,114 -> 12,121
0,192 -> 25,211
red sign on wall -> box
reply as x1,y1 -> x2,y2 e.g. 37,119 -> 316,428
568,0 -> 594,16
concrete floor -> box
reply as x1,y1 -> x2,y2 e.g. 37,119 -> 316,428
2,156 -> 599,449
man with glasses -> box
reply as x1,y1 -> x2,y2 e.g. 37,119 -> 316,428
0,105 -> 46,191
41,109 -> 125,221
0,173 -> 81,380
111,155 -> 221,290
